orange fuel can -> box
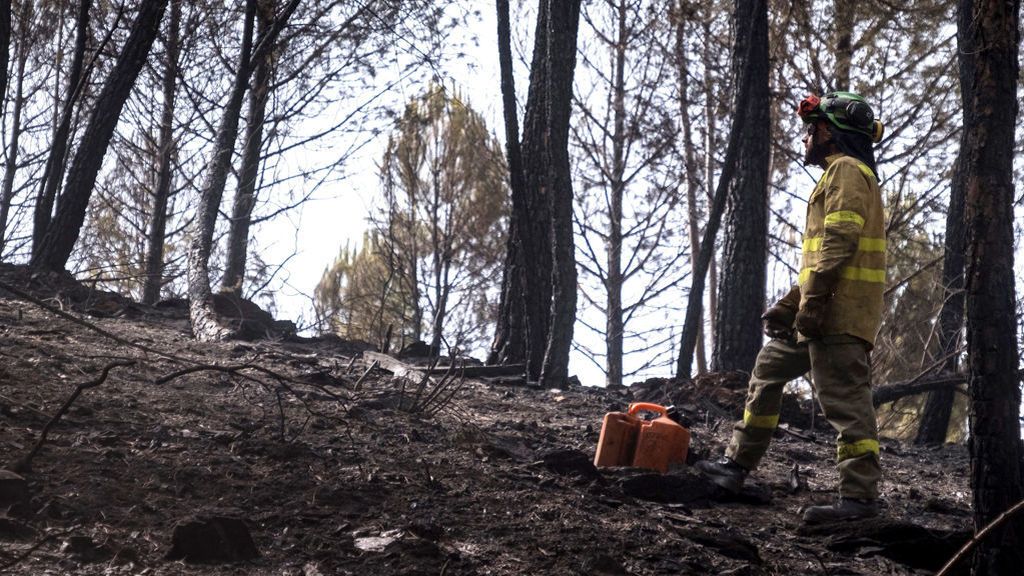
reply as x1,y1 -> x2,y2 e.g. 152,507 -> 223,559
593,402 -> 690,473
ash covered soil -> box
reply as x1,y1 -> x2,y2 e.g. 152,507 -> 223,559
0,266 -> 973,575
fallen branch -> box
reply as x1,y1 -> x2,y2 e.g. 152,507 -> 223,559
155,362 -> 257,384
872,375 -> 966,407
363,352 -> 467,416
777,424 -> 818,443
9,360 -> 135,473
935,497 -> 1024,576
156,360 -> 350,440
872,369 -> 1024,407
353,360 -> 379,391
362,351 -> 524,378
343,355 -> 358,375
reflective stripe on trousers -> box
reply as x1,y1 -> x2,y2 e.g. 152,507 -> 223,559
726,335 -> 881,499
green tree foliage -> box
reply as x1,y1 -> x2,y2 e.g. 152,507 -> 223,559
314,234 -> 412,346
315,86 -> 508,355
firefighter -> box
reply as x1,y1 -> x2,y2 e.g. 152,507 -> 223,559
697,92 -> 887,524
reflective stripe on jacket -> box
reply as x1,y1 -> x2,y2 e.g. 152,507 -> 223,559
798,154 -> 886,345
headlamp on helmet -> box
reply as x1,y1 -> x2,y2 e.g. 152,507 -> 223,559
797,91 -> 884,143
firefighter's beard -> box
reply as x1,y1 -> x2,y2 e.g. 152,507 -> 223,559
804,137 -> 829,168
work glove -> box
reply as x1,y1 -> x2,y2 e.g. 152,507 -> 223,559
761,286 -> 800,339
796,270 -> 839,339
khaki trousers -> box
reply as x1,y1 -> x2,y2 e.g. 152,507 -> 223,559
725,335 -> 881,499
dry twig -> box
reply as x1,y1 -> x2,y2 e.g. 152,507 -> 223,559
9,360 -> 135,473
935,498 -> 1024,576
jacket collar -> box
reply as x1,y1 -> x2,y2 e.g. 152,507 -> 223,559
824,153 -> 846,168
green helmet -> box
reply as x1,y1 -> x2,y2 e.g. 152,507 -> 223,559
797,91 -> 884,143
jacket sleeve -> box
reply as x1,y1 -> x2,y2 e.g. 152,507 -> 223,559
815,160 -> 871,276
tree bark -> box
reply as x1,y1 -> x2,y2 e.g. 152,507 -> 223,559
31,0 -> 168,271
712,0 -> 769,374
676,0 -> 762,379
0,0 -> 28,255
142,0 -> 181,305
958,0 -> 1024,573
31,0 -> 91,258
220,0 -> 275,297
488,0 -> 527,367
537,0 -> 581,388
916,0 -> 973,445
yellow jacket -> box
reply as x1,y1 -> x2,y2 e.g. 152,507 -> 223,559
798,154 -> 886,345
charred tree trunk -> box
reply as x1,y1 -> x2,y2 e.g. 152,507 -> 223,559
489,0 -> 528,366
429,255 -> 452,353
603,0 -> 628,388
495,0 -> 581,385
221,0 -> 275,297
833,0 -> 854,91
31,0 -> 91,258
701,15 -> 718,354
518,5 -> 555,382
141,0 -> 181,305
673,2 -> 707,375
186,0 -> 298,341
537,0 -> 581,388
31,0 -> 168,271
916,1 -> 973,445
186,0 -> 257,341
0,0 -> 28,255
676,0 -> 761,379
959,0 -> 1024,573
712,0 -> 769,373
0,0 -> 10,116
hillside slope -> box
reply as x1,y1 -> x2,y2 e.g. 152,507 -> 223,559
0,266 -> 972,575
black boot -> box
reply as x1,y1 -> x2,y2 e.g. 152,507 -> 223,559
802,498 -> 879,524
695,458 -> 748,493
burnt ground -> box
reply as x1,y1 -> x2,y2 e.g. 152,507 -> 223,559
0,265 -> 974,575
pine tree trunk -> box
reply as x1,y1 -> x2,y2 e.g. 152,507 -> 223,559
916,1 -> 973,444
491,0 -> 581,384
676,0 -> 762,379
604,0 -> 627,388
959,0 -> 1024,573
186,0 -> 298,341
538,0 -> 581,388
187,0 -> 257,341
142,0 -> 181,305
489,0 -> 528,366
0,0 -> 28,255
31,0 -> 168,271
518,4 -> 555,381
712,0 -> 769,374
0,0 -> 10,119
220,0 -> 275,297
833,0 -> 854,91
31,0 -> 91,258
674,3 -> 707,375
702,14 -> 718,360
